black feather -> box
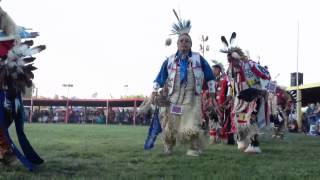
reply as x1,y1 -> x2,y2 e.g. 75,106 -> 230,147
184,20 -> 191,30
25,71 -> 34,79
173,9 -> 180,21
22,40 -> 34,47
23,64 -> 37,71
0,55 -> 7,61
23,57 -> 36,64
221,36 -> 229,47
35,45 -> 46,51
230,32 -> 237,45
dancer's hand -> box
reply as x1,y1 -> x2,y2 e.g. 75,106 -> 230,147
151,92 -> 158,105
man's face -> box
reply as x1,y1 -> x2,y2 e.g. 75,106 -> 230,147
227,54 -> 241,68
177,34 -> 192,53
227,54 -> 235,63
213,67 -> 221,77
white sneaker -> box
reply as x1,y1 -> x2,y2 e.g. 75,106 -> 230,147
244,145 -> 261,154
186,150 -> 200,157
237,141 -> 247,151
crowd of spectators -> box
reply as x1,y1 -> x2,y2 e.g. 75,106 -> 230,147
25,102 -> 320,135
106,108 -> 150,125
26,107 -> 151,126
286,102 -> 320,135
303,103 -> 320,135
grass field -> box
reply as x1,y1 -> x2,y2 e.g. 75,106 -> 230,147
1,124 -> 320,180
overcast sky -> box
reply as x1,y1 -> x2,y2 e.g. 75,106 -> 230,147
1,0 -> 319,99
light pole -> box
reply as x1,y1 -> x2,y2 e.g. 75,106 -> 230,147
62,84 -> 73,123
29,85 -> 35,123
35,87 -> 38,99
105,90 -> 110,126
296,21 -> 302,131
199,35 -> 209,58
123,84 -> 129,98
274,73 -> 280,80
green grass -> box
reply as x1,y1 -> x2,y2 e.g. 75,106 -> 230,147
1,124 -> 320,180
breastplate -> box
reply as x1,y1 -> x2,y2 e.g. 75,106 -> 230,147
169,66 -> 195,104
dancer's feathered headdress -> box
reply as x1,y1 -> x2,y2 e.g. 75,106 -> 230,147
220,32 -> 247,60
171,9 -> 191,36
0,6 -> 46,94
165,9 -> 192,46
